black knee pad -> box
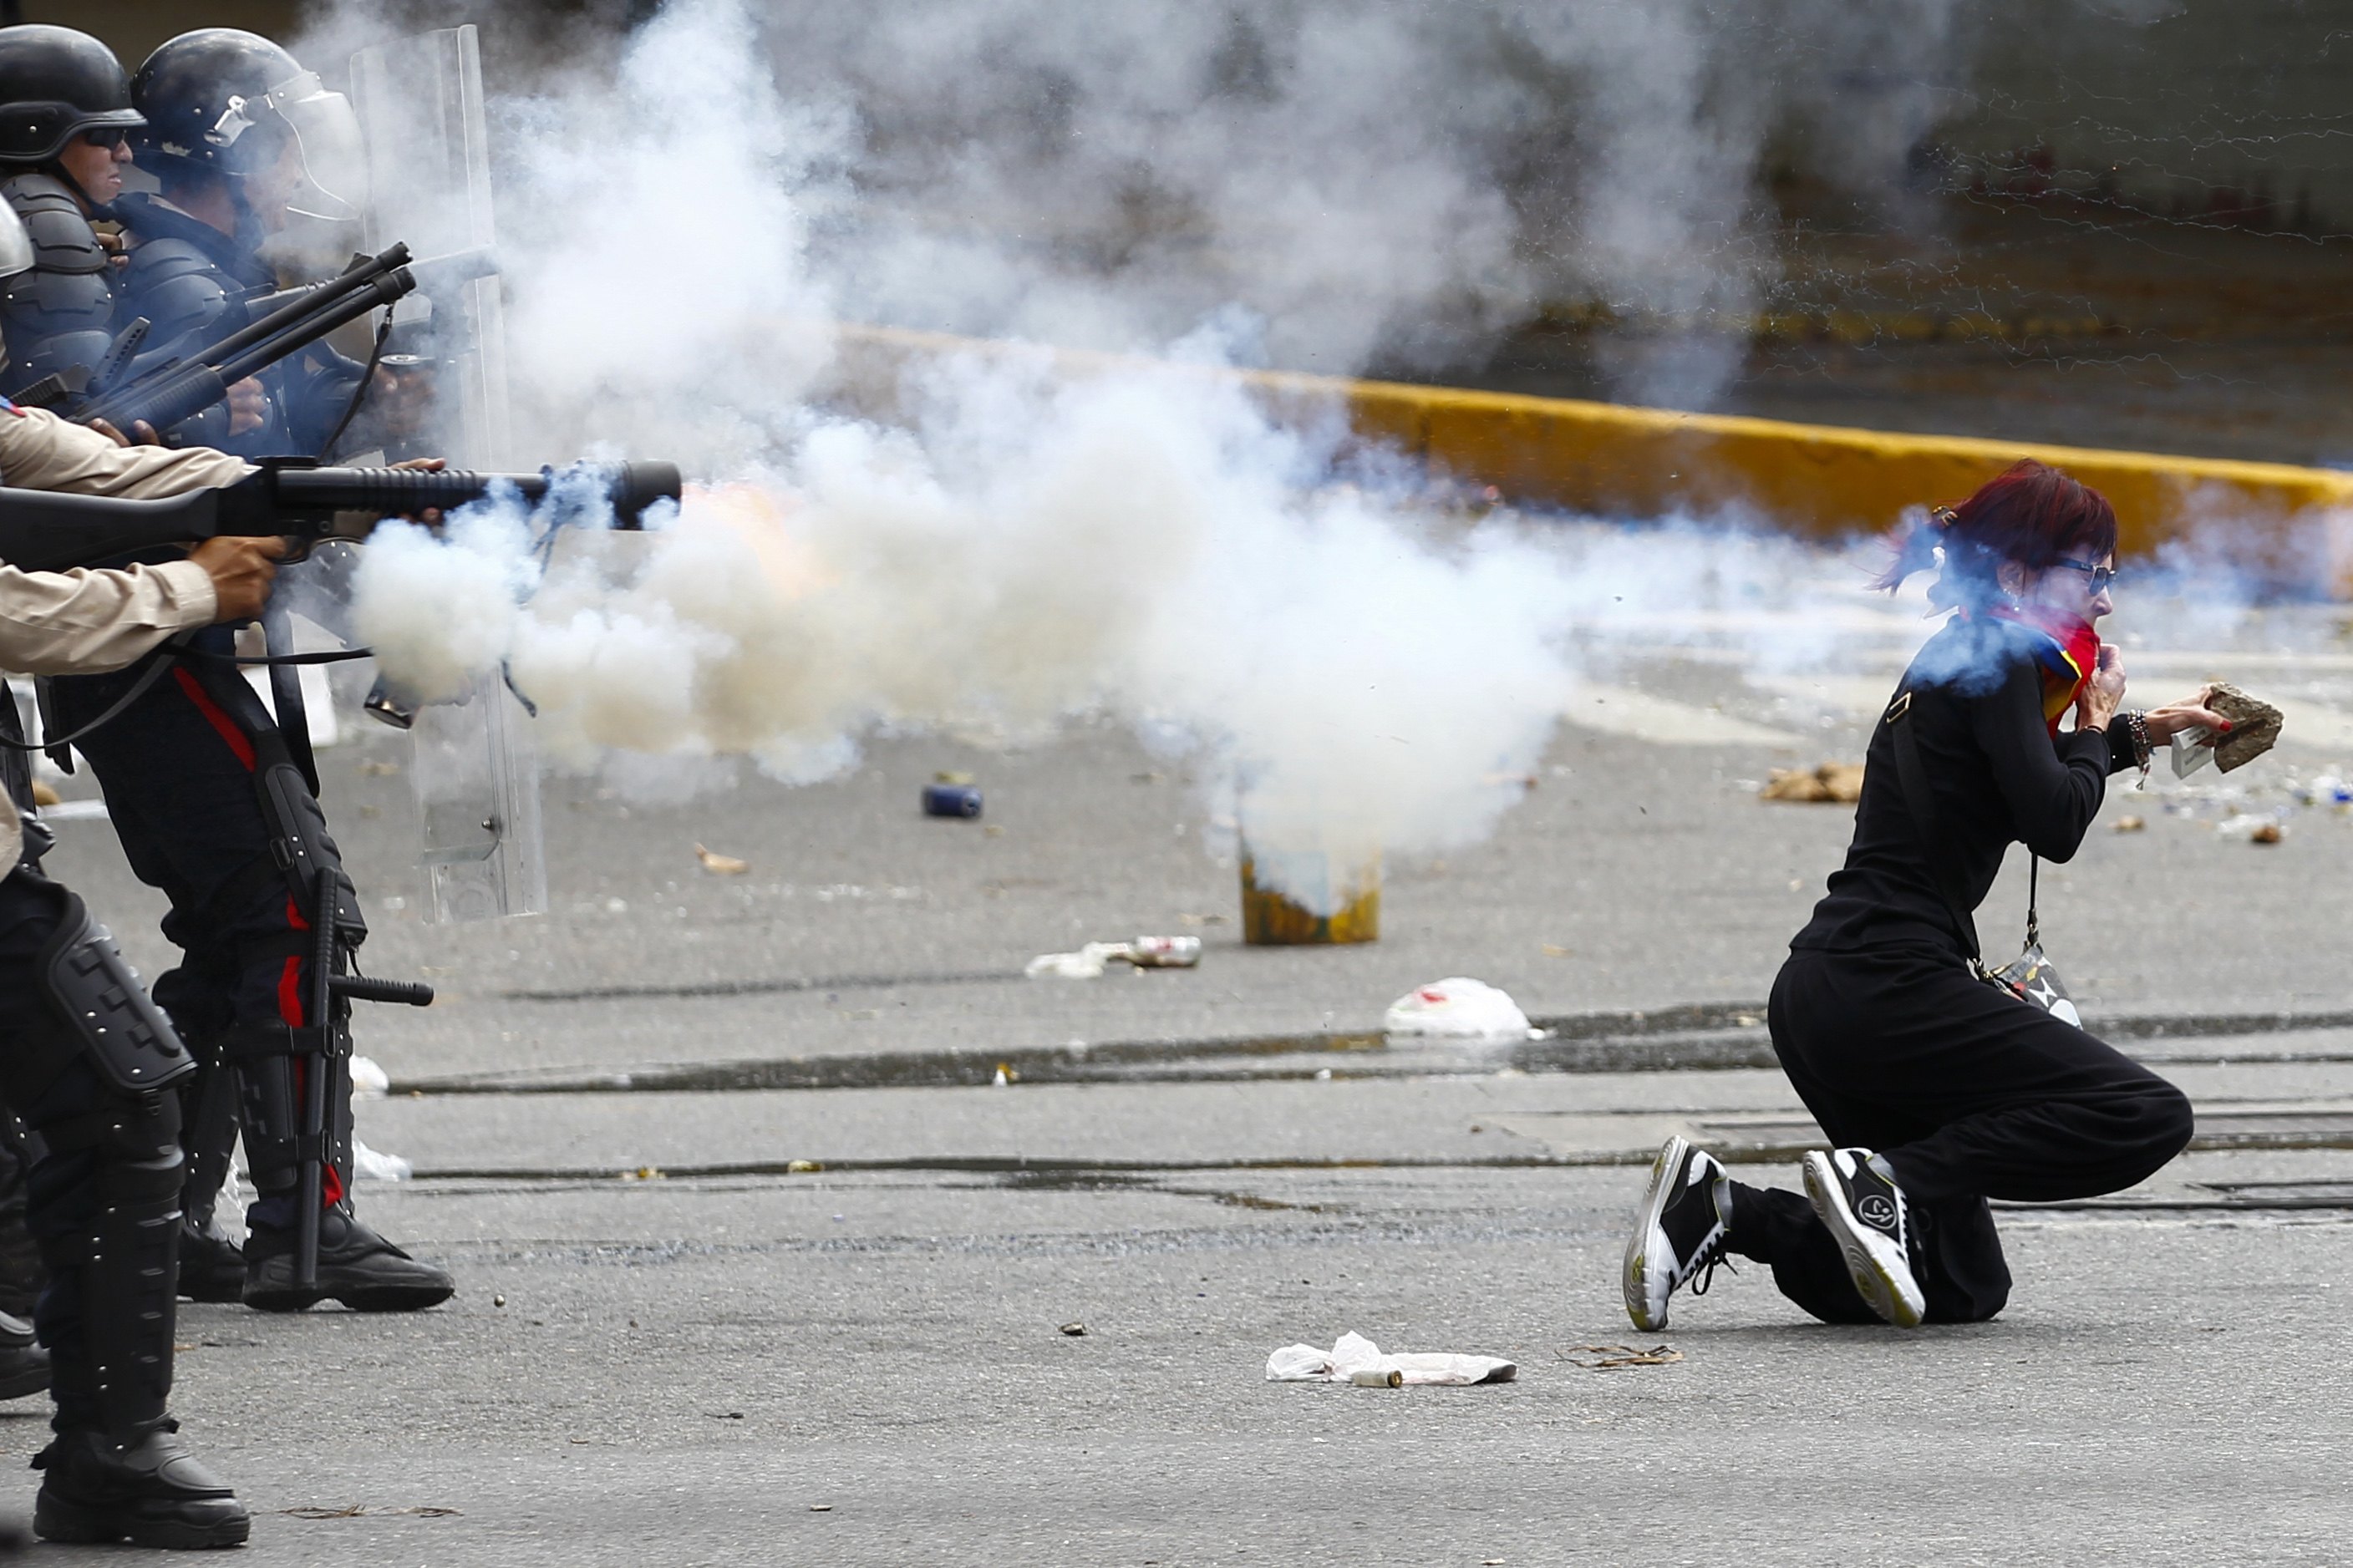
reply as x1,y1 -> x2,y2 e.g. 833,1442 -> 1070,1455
38,891 -> 195,1096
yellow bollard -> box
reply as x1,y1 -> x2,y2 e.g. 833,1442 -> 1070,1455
1239,847 -> 1380,945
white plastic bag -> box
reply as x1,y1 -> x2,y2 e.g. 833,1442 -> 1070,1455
1383,978 -> 1537,1041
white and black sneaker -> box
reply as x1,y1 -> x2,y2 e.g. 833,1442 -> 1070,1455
1622,1135 -> 1733,1332
1802,1147 -> 1926,1327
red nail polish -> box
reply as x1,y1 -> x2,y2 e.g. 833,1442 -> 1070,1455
2220,721 -> 2234,732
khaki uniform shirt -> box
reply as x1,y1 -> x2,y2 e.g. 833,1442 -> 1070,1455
0,402 -> 257,866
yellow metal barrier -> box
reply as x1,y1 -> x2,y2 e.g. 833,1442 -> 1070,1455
832,323 -> 2353,587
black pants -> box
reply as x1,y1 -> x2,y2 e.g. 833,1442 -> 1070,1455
0,869 -> 173,1433
50,648 -> 348,1228
1726,946 -> 2194,1324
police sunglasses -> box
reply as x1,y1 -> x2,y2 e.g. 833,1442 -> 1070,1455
2054,557 -> 2117,591
78,128 -> 130,150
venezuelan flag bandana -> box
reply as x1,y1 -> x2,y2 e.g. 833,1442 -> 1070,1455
1983,602 -> 2100,736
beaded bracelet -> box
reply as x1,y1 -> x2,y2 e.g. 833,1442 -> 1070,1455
2123,709 -> 2152,783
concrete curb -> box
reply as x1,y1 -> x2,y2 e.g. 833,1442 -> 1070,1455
831,323 -> 2353,589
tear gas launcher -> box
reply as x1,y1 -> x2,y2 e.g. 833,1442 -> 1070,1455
12,242 -> 494,434
0,459 -> 683,573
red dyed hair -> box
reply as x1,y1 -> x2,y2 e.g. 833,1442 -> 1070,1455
1875,459 -> 2120,609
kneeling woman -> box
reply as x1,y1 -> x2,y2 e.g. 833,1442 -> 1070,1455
1626,459 -> 2218,1328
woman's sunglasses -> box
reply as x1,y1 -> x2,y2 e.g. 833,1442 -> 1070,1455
2054,557 -> 2117,591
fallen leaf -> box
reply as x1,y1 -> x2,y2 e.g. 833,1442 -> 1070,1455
2252,823 -> 2284,845
933,770 -> 976,785
694,843 -> 750,875
2114,815 -> 2147,833
1540,943 -> 1573,958
1761,762 -> 1864,804
29,780 -> 59,807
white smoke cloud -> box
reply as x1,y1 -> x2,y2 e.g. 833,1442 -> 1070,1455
301,0 -> 2010,908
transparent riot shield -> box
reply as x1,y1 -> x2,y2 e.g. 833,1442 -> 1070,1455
409,673 -> 547,923
350,26 -> 544,920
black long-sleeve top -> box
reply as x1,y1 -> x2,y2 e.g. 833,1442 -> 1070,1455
1791,615 -> 2138,961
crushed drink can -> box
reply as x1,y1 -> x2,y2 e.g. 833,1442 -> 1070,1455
1125,936 -> 1202,968
922,784 -> 983,819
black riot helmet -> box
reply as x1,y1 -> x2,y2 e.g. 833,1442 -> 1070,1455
132,28 -> 364,222
0,25 -> 143,165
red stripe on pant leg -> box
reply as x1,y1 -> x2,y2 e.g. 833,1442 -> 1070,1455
170,667 -> 257,769
276,956 -> 343,1209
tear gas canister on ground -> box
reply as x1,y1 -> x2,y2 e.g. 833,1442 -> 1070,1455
922,783 -> 983,817
1239,846 -> 1380,946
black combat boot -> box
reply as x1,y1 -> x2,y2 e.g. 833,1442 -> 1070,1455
0,1309 -> 48,1400
33,1420 -> 249,1549
243,1205 -> 455,1312
175,1221 -> 248,1306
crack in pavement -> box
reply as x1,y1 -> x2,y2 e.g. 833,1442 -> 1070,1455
393,1002 -> 2353,1096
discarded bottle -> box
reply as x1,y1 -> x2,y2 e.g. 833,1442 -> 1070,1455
1126,935 -> 1202,968
922,783 -> 983,818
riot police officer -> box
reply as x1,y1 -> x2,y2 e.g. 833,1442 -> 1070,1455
0,24 -> 261,445
116,28 -> 371,459
15,28 -> 455,1316
0,194 -> 268,1546
0,25 -> 142,398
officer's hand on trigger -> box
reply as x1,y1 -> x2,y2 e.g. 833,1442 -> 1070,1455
187,535 -> 287,624
86,417 -> 163,448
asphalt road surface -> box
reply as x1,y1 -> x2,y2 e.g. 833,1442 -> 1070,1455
13,574 -> 2353,1564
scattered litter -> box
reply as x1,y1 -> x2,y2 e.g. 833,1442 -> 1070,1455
1026,936 -> 1202,978
37,799 -> 108,822
493,1295 -> 506,1307
1350,1368 -> 1404,1388
1558,1343 -> 1684,1370
352,1139 -> 411,1183
808,1505 -> 834,1514
1760,762 -> 1865,804
348,1057 -> 389,1099
922,782 -> 983,818
2114,815 -> 2147,833
28,780 -> 58,807
1060,1322 -> 1088,1337
983,824 -> 1005,837
1266,1331 -> 1517,1387
1126,936 -> 1202,967
280,1505 -> 460,1519
694,843 -> 750,875
1178,911 -> 1231,926
786,1160 -> 821,1173
2217,814 -> 2285,844
623,1165 -> 664,1180
1383,978 -> 1538,1042
933,770 -> 975,785
1540,943 -> 1573,958
992,1064 -> 1014,1086
2252,822 -> 2284,845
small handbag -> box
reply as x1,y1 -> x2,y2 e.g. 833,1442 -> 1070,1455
1884,690 -> 2081,1024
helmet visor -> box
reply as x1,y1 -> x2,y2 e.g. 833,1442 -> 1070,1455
269,73 -> 368,223
212,70 -> 368,222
